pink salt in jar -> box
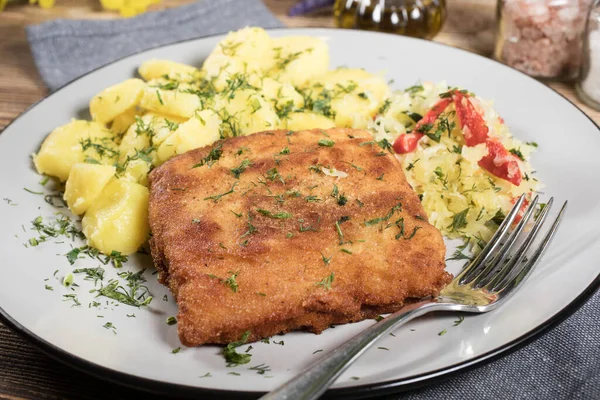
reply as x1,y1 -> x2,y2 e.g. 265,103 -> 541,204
495,0 -> 592,80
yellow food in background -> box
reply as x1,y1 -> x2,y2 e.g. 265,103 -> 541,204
33,27 -> 538,257
82,179 -> 149,255
64,163 -> 116,215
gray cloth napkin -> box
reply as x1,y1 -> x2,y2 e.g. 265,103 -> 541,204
24,1 -> 600,399
26,0 -> 283,91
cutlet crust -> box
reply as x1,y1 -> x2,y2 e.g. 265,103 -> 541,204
148,128 -> 451,346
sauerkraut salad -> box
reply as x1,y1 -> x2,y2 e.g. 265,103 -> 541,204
362,81 -> 541,248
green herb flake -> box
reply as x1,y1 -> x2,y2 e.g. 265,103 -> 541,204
223,331 -> 252,367
448,208 -> 470,232
103,322 -> 116,334
318,139 -> 335,147
454,316 -> 465,326
257,208 -> 292,219
172,347 -> 181,354
438,329 -> 447,336
231,159 -> 252,178
204,182 -> 237,203
509,148 -> 525,161
316,272 -> 334,290
45,285 -> 53,291
340,248 -> 353,254
166,316 -> 177,326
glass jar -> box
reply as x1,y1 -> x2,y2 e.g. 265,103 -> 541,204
495,0 -> 592,80
333,0 -> 447,40
576,0 -> 600,109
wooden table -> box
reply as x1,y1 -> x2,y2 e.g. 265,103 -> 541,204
0,1 -> 595,398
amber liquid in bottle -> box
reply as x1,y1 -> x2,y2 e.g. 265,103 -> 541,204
334,0 -> 446,39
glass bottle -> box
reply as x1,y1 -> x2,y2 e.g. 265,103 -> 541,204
333,0 -> 447,40
576,0 -> 600,109
495,0 -> 592,80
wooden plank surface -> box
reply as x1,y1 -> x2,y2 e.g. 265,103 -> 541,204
0,0 -> 596,398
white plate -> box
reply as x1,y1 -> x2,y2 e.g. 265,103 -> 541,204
1,28 -> 599,398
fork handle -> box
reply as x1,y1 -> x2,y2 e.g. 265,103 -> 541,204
259,300 -> 441,400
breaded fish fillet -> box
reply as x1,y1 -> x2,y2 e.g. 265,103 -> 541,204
148,128 -> 451,347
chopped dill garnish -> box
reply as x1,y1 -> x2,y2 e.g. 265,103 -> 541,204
364,203 -> 402,227
192,143 -> 223,168
231,159 -> 252,178
448,208 -> 470,232
204,182 -> 237,203
316,273 -> 334,290
330,184 -> 347,206
318,139 -> 335,147
335,215 -> 351,245
257,209 -> 292,219
223,331 -> 252,367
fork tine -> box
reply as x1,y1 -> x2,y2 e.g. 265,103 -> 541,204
497,200 -> 567,294
487,197 -> 555,292
456,194 -> 527,284
470,195 -> 540,288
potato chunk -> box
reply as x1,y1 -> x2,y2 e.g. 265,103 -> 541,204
156,110 -> 221,164
64,163 -> 116,215
217,89 -> 279,136
34,120 -> 117,181
202,27 -> 272,80
268,36 -> 329,87
311,68 -> 389,128
82,179 -> 149,255
138,59 -> 199,81
110,108 -> 141,138
90,79 -> 146,125
139,87 -> 201,118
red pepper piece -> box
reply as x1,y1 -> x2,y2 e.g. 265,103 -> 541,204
453,91 -> 489,146
392,98 -> 453,154
478,139 -> 522,186
393,132 -> 423,154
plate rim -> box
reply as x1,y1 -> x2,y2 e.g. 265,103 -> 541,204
1,27 -> 599,398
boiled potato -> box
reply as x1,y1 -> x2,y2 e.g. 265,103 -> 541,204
89,79 -> 146,125
268,36 -> 329,87
64,163 -> 115,215
314,68 -> 390,127
110,108 -> 141,137
82,178 -> 149,255
34,120 -> 117,181
217,89 -> 279,136
285,112 -> 335,131
138,59 -> 199,81
118,112 -> 185,164
120,159 -> 152,186
259,77 -> 304,109
202,27 -> 272,80
139,87 -> 201,118
156,110 -> 221,164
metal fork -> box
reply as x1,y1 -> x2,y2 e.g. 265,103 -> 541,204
260,194 -> 567,400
